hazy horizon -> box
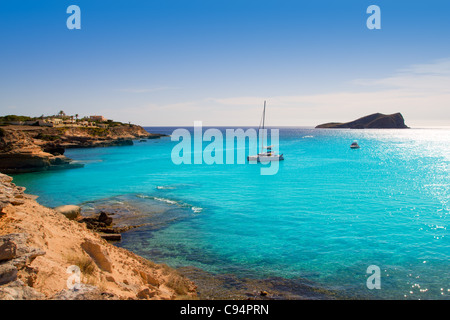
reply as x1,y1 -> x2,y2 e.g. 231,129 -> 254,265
1,1 -> 450,127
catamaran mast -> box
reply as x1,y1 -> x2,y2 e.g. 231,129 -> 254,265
261,100 -> 266,153
262,100 -> 266,130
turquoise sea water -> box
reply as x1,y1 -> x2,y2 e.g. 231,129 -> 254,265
12,127 -> 450,299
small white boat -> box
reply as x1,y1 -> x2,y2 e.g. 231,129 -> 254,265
247,145 -> 284,162
350,141 -> 360,149
247,101 -> 284,162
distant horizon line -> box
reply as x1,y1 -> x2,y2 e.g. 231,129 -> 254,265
141,125 -> 450,129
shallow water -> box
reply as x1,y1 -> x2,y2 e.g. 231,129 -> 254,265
12,127 -> 450,299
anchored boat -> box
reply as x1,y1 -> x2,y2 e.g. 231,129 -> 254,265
350,141 -> 360,149
247,101 -> 284,162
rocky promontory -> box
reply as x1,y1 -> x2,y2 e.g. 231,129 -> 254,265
0,173 -> 196,300
0,125 -> 167,174
315,113 -> 409,129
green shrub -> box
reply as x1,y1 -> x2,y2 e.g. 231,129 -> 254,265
0,115 -> 34,122
36,133 -> 60,141
85,127 -> 109,136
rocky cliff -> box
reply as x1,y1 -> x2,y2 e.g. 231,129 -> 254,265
52,125 -> 164,148
0,125 -> 166,174
315,113 -> 409,129
0,173 -> 196,300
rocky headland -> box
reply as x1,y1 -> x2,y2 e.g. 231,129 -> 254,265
0,125 -> 167,174
0,173 -> 196,300
315,112 -> 409,129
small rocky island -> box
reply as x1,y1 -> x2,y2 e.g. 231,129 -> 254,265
0,114 -> 167,174
315,112 -> 409,129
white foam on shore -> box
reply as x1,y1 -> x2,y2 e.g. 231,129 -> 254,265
153,197 -> 179,205
137,194 -> 203,213
191,206 -> 203,213
156,186 -> 176,190
136,194 -> 151,199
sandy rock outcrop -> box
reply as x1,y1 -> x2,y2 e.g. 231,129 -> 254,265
0,128 -> 83,174
0,173 -> 27,211
0,173 -> 197,300
0,280 -> 46,300
54,205 -> 81,220
80,240 -> 113,273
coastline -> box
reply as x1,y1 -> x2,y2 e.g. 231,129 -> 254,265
0,172 -> 339,300
0,123 -> 202,300
3,126 -> 448,300
78,193 -> 341,300
0,172 -> 196,300
177,267 -> 340,300
0,124 -> 167,174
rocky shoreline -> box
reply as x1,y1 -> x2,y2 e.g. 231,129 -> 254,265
77,210 -> 142,242
0,125 -> 341,300
0,173 -> 342,300
0,173 -> 196,300
177,267 -> 339,300
0,125 -> 167,174
78,194 -> 341,300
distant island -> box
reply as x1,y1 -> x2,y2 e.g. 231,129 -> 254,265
315,113 -> 409,129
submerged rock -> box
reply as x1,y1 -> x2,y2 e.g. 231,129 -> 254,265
178,266 -> 338,300
78,211 -> 140,241
98,233 -> 122,242
98,212 -> 113,226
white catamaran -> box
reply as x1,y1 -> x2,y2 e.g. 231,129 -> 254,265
247,101 -> 284,162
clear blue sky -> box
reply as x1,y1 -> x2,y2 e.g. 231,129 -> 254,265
1,0 -> 450,126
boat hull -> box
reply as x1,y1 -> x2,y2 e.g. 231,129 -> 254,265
247,154 -> 284,162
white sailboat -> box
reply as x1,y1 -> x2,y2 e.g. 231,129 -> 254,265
247,101 -> 284,162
